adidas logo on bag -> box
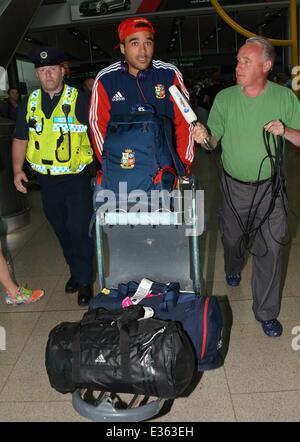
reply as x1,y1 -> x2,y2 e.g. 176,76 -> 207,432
95,353 -> 106,364
112,91 -> 125,102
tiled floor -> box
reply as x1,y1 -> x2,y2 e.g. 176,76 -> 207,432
0,147 -> 300,422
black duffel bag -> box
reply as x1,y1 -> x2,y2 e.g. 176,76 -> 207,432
45,305 -> 195,399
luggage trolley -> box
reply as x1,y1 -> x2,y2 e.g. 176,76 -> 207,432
72,176 -> 204,422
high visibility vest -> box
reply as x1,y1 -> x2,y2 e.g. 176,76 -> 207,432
26,85 -> 93,175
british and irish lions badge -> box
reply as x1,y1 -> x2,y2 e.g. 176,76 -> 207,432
155,84 -> 166,99
120,149 -> 135,169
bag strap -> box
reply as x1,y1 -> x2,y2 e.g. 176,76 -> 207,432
80,305 -> 145,326
72,325 -> 81,385
72,306 -> 146,384
118,322 -> 134,383
118,307 -> 156,383
160,116 -> 186,177
158,289 -> 181,312
119,280 -> 179,297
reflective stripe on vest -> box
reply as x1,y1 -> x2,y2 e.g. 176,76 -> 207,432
29,123 -> 87,133
30,162 -> 86,175
27,87 -> 87,135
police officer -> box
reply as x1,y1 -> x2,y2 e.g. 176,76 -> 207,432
12,46 -> 94,306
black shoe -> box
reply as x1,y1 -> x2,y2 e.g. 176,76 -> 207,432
78,284 -> 93,306
261,319 -> 283,337
226,273 -> 241,287
65,276 -> 80,293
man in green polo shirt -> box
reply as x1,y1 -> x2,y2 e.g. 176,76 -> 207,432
193,36 -> 300,337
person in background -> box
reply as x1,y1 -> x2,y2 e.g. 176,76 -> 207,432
205,70 -> 225,109
0,87 -> 20,121
192,79 -> 209,126
0,243 -> 44,305
12,46 -> 94,307
82,77 -> 95,96
273,71 -> 290,88
192,36 -> 300,338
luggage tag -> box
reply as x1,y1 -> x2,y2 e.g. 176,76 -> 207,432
122,278 -> 154,308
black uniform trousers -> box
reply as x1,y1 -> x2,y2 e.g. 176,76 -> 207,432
37,168 -> 94,286
219,172 -> 288,322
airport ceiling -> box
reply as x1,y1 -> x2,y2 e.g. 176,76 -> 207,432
16,1 -> 294,71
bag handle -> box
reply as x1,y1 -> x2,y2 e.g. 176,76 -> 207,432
80,305 -> 145,326
72,305 -> 148,384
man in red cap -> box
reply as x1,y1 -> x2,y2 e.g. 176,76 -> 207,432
89,17 -> 194,180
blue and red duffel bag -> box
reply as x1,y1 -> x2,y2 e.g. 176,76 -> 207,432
89,279 -> 224,371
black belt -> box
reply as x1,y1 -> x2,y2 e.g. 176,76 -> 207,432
223,169 -> 271,187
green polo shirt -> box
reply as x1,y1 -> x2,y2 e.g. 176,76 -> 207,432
208,81 -> 300,182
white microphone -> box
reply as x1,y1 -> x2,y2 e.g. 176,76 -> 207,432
169,85 -> 213,150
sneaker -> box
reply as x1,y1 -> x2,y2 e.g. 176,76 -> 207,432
226,273 -> 241,287
4,286 -> 44,305
261,319 -> 283,337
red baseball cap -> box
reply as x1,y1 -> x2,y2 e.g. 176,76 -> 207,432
118,17 -> 155,44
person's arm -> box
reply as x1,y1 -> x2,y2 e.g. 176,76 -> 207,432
11,97 -> 30,193
264,120 -> 300,147
284,127 -> 300,146
12,138 -> 28,193
192,122 -> 218,149
89,77 -> 111,164
170,71 -> 194,173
